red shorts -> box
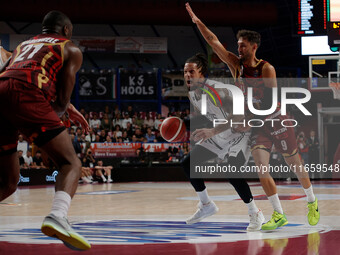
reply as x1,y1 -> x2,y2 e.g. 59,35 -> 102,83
250,115 -> 298,157
0,78 -> 64,152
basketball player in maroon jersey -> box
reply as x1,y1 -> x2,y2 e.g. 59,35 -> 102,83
0,11 -> 90,250
186,2 -> 319,230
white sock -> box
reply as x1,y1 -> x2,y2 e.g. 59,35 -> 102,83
246,199 -> 259,215
50,191 -> 71,218
108,175 -> 111,180
268,194 -> 284,214
304,185 -> 316,203
101,175 -> 107,181
197,189 -> 211,205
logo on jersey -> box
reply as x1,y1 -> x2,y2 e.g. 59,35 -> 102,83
199,84 -> 222,107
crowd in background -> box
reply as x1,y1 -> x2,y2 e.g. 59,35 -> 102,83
16,104 -> 192,183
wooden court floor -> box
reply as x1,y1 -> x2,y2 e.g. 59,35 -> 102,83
1,180 -> 340,254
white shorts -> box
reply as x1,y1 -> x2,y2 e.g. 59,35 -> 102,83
197,131 -> 251,163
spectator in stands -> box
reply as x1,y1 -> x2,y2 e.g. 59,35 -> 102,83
17,134 -> 28,156
144,114 -> 154,128
121,113 -> 132,129
126,122 -> 134,138
182,142 -> 190,156
116,137 -> 123,143
75,127 -> 83,141
131,135 -> 138,143
126,105 -> 135,118
23,149 -> 33,168
112,113 -> 123,128
154,114 -> 163,130
105,135 -> 113,143
85,128 -> 96,143
297,132 -> 309,165
122,131 -> 131,142
131,116 -> 138,129
113,104 -> 121,118
18,150 -> 26,168
134,128 -> 144,142
101,113 -> 112,132
141,123 -> 148,135
103,105 -> 113,119
95,160 -> 113,183
84,112 -> 90,124
136,113 -> 144,127
98,129 -> 107,142
145,127 -> 156,143
95,135 -> 101,142
307,130 -> 319,165
113,125 -> 122,139
32,151 -> 46,169
69,127 -> 75,136
89,112 -> 101,130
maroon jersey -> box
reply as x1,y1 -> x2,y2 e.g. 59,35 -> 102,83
235,59 -> 279,116
0,34 -> 70,101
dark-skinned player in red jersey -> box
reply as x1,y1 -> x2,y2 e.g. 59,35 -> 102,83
0,11 -> 91,250
185,2 -> 319,230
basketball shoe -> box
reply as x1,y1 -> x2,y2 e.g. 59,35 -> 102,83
307,197 -> 320,226
186,201 -> 219,224
261,211 -> 288,230
247,209 -> 265,231
41,214 -> 91,251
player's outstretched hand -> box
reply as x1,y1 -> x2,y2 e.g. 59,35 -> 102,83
185,2 -> 200,24
191,128 -> 214,143
67,104 -> 90,134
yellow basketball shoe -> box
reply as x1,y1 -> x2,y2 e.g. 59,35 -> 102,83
307,197 -> 320,226
261,211 -> 288,230
41,214 -> 91,251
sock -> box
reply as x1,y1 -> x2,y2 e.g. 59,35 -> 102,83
246,199 -> 259,215
268,194 -> 284,214
197,188 -> 211,205
108,175 -> 111,180
101,175 -> 107,181
304,185 -> 316,203
50,191 -> 71,218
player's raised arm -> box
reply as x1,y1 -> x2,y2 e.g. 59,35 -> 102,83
185,2 -> 240,76
53,42 -> 83,117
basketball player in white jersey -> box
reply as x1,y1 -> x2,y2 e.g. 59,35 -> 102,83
182,53 -> 264,231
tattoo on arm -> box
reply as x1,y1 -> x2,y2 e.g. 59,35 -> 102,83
207,35 -> 213,41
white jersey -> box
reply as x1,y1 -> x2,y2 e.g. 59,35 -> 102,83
189,79 -> 250,161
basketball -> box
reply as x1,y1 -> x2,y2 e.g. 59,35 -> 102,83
160,117 -> 186,142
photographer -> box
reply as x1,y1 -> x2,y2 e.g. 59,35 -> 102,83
81,148 -> 96,183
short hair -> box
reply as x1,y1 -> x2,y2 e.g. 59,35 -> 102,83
185,53 -> 208,76
42,10 -> 71,32
237,30 -> 261,48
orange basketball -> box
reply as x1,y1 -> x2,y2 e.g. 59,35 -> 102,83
160,117 -> 186,142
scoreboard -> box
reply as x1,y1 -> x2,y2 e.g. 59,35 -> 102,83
328,0 -> 340,47
297,0 -> 328,35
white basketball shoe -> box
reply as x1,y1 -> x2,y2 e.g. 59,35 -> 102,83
247,209 -> 265,231
186,201 -> 219,224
